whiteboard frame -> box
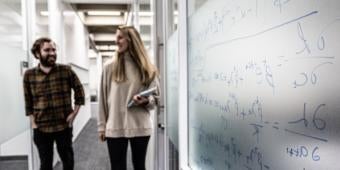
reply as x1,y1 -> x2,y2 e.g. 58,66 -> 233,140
163,0 -> 169,169
178,0 -> 190,169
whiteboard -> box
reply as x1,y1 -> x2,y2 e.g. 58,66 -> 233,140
187,0 -> 340,170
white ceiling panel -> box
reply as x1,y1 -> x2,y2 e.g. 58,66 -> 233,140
85,16 -> 124,26
63,0 -> 133,4
63,0 -> 151,4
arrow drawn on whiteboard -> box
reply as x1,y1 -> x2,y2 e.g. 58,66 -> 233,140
206,11 -> 318,50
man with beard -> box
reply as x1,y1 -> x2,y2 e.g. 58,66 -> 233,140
23,37 -> 84,170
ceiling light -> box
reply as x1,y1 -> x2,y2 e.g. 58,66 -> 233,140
139,12 -> 153,16
40,11 -> 74,16
96,45 -> 110,50
63,11 -> 74,16
109,45 -> 117,50
40,11 -> 48,16
87,11 -> 121,16
100,51 -> 115,56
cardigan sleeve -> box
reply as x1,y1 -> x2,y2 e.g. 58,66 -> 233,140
145,76 -> 161,111
98,67 -> 108,132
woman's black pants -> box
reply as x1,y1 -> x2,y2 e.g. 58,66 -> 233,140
106,136 -> 150,170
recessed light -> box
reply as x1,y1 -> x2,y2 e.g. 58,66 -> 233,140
87,11 -> 121,16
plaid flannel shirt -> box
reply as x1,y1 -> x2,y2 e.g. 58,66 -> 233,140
23,64 -> 85,133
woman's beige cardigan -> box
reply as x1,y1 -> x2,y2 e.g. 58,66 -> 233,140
98,55 -> 160,138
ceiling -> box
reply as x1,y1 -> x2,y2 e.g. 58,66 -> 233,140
63,0 -> 134,4
72,3 -> 130,56
65,0 -> 154,58
0,0 -> 152,57
35,0 -> 152,58
70,1 -> 152,57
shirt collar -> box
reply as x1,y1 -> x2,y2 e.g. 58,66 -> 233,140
35,64 -> 58,75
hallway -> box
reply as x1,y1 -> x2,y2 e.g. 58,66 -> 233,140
54,119 -> 133,170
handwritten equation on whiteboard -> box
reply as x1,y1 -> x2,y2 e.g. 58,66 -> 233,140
187,0 -> 340,170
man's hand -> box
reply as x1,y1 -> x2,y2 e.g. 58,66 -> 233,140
66,112 -> 77,127
98,131 -> 106,142
67,105 -> 81,127
32,122 -> 38,129
132,95 -> 149,106
30,115 -> 38,129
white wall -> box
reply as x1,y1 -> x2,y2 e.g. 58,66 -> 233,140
0,130 -> 31,156
62,3 -> 91,140
64,15 -> 89,68
89,58 -> 99,96
89,53 -> 102,118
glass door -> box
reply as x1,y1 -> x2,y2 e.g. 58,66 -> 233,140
0,0 -> 30,169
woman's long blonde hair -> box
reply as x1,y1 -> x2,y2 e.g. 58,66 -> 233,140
112,26 -> 158,86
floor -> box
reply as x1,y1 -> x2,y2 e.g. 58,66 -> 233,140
0,156 -> 28,170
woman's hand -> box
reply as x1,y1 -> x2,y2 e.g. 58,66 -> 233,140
99,131 -> 106,142
132,95 -> 149,106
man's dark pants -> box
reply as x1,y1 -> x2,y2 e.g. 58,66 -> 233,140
33,127 -> 74,170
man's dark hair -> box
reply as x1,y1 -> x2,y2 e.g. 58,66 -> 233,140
31,37 -> 53,59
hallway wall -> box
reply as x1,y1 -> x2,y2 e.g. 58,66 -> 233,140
62,2 -> 92,141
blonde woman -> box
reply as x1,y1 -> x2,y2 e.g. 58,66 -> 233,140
98,26 -> 160,170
